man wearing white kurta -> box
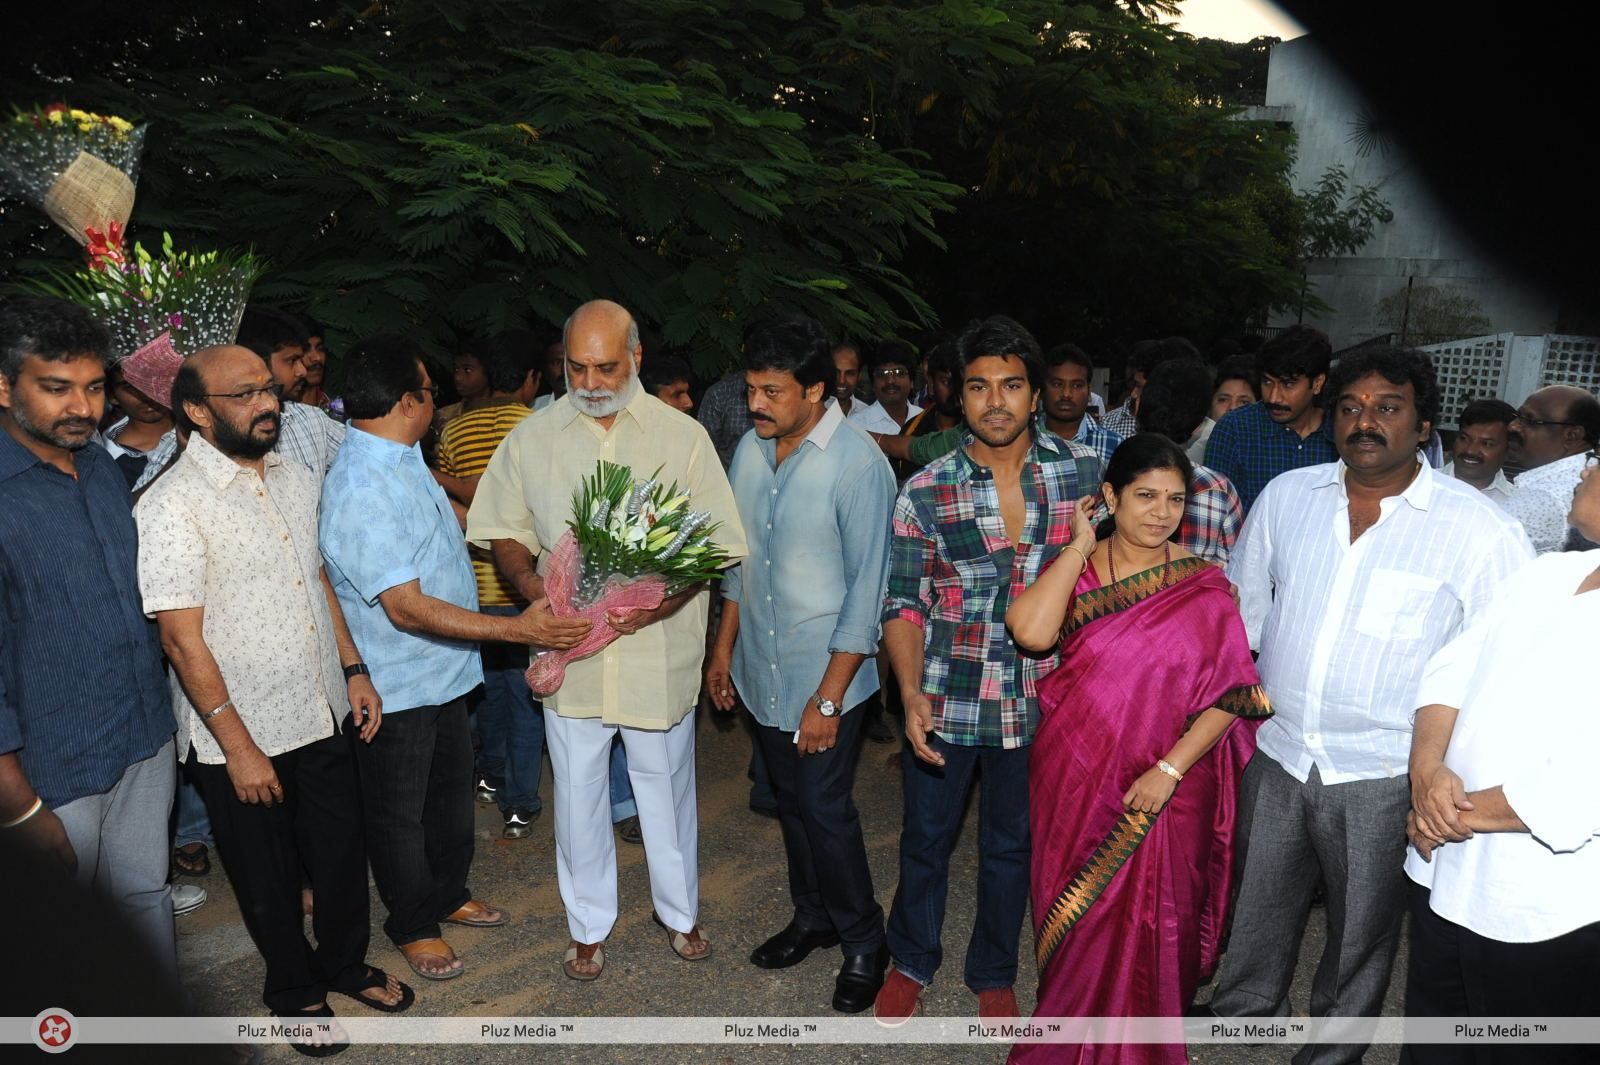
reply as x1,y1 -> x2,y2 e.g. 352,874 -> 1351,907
466,300 -> 746,980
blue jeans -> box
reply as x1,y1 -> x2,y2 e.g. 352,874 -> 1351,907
609,735 -> 636,821
885,733 -> 1031,991
174,759 -> 214,849
471,605 -> 545,813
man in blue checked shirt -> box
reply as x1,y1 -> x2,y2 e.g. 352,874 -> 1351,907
706,314 -> 897,1015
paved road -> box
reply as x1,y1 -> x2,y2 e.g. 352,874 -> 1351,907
176,708 -> 1403,1063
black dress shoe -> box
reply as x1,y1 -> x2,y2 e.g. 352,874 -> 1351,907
833,943 -> 889,1013
749,921 -> 840,969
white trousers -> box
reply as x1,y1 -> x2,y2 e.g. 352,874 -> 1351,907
543,709 -> 699,943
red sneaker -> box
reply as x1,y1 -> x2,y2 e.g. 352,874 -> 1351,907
977,986 -> 1019,1020
873,967 -> 924,1028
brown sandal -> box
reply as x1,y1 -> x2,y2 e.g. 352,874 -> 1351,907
398,937 -> 463,981
562,940 -> 605,981
652,912 -> 712,961
443,899 -> 508,928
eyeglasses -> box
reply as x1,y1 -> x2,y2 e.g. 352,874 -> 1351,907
873,367 -> 910,379
1585,450 -> 1600,470
412,384 -> 440,402
1511,410 -> 1580,431
202,383 -> 282,404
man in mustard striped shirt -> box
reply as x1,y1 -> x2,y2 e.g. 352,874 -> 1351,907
436,333 -> 544,838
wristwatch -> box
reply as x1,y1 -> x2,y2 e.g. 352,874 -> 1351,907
343,663 -> 370,680
814,694 -> 839,718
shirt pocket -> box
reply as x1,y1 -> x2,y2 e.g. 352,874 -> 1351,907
1354,570 -> 1443,642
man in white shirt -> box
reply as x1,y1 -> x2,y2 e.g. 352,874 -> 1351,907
847,341 -> 921,435
1508,385 -> 1599,524
1402,459 -> 1600,1063
1443,398 -> 1568,552
1206,346 -> 1533,1065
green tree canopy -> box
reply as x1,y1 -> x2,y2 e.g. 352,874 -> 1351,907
4,1 -> 1312,371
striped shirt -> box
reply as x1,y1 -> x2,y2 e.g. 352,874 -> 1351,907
1228,460 -> 1533,784
883,430 -> 1091,749
276,401 -> 345,479
0,431 -> 173,807
437,402 -> 534,607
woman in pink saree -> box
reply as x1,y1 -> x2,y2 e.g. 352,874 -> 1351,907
1006,435 -> 1271,1065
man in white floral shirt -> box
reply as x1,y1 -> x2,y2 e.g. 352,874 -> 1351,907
136,344 -> 412,1039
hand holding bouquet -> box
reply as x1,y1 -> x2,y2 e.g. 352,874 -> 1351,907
526,461 -> 730,697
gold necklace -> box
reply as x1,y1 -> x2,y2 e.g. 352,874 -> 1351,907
1106,535 -> 1172,610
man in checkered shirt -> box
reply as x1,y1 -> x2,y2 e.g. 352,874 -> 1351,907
872,315 -> 1098,1025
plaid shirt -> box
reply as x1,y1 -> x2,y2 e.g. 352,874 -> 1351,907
1100,400 -> 1138,439
883,429 -> 1095,749
1203,401 -> 1337,513
1180,463 -> 1245,564
1072,416 -> 1122,470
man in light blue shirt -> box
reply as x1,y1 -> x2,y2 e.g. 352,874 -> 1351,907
705,314 -> 896,1014
319,334 -> 588,981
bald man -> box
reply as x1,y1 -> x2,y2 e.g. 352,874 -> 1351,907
1509,385 -> 1600,545
137,345 -> 414,1029
468,300 -> 747,981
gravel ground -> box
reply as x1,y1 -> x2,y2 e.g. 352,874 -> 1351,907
174,706 -> 1404,1064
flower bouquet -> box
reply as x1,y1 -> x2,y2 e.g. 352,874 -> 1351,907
0,104 -> 146,267
30,231 -> 263,386
526,461 -> 730,697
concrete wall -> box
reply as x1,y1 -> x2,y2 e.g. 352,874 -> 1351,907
1263,37 -> 1559,349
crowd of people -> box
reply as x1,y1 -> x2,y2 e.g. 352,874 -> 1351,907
1,291 -> 1597,1064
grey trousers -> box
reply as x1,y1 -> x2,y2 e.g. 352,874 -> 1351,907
54,738 -> 178,984
1207,753 -> 1410,1065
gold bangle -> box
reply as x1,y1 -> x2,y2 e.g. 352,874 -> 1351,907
1157,760 -> 1184,782
201,700 -> 234,722
1,796 -> 44,829
1063,543 -> 1090,567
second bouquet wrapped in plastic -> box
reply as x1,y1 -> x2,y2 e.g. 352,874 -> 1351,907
526,460 -> 731,697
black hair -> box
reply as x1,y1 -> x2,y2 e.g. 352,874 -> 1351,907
1210,338 -> 1245,362
297,314 -> 327,339
742,315 -> 832,390
483,330 -> 542,394
169,358 -> 206,434
925,338 -> 961,380
1257,325 -> 1332,382
340,334 -> 428,420
868,339 -> 918,375
1563,390 -> 1600,445
1457,397 -> 1517,431
1326,344 -> 1440,430
237,306 -> 309,362
1043,342 -> 1093,374
641,354 -> 695,396
1097,433 -> 1195,540
0,296 -> 110,381
1213,354 -> 1258,392
953,315 -> 1044,392
1136,359 -> 1213,443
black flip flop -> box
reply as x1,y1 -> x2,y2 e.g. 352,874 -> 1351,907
333,967 -> 416,1014
271,1003 -> 349,1058
173,842 -> 210,876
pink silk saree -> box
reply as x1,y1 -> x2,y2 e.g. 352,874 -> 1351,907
1010,557 -> 1270,1065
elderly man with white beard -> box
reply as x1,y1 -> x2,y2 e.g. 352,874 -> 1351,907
466,300 -> 746,981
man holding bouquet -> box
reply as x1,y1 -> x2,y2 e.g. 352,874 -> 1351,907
469,299 -> 746,981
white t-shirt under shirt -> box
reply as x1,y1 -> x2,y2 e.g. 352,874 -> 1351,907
1405,550 -> 1600,942
847,399 -> 923,436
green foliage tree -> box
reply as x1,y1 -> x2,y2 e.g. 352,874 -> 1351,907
3,1 -> 1315,371
1294,162 -> 1393,320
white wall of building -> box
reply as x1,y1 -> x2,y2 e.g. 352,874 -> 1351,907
1264,37 -> 1558,349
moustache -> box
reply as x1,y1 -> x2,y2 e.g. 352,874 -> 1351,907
252,413 -> 279,430
1266,404 -> 1293,415
1345,430 -> 1387,447
751,413 -> 775,424
54,417 -> 98,432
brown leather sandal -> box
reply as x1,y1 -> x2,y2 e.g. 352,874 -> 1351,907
562,940 -> 605,981
443,899 -> 508,928
398,937 -> 463,981
652,912 -> 712,961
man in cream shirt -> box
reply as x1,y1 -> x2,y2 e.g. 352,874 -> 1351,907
467,300 -> 746,982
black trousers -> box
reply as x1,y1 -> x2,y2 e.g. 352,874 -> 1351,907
190,717 -> 370,1014
753,700 -> 884,956
353,698 -> 475,946
1401,883 -> 1600,1065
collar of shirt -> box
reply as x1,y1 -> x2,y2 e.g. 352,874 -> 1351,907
0,428 -> 44,482
1312,455 -> 1436,514
342,424 -> 423,468
552,384 -> 662,434
184,432 -> 285,488
757,398 -> 844,465
949,427 -> 1062,486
